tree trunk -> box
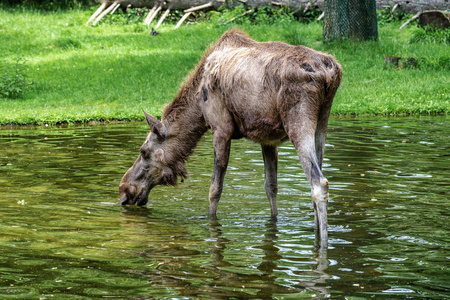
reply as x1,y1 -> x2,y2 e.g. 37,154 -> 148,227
323,0 -> 378,41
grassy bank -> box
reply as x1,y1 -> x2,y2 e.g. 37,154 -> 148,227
0,8 -> 448,125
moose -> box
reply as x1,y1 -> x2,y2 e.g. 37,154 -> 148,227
119,29 -> 342,248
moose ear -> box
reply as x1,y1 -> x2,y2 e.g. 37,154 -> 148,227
142,109 -> 166,139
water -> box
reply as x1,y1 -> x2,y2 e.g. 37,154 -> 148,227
0,116 -> 448,299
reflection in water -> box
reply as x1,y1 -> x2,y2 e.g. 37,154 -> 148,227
206,219 -> 301,299
120,207 -> 331,298
0,116 -> 449,298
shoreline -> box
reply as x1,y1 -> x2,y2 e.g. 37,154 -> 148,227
1,113 -> 447,130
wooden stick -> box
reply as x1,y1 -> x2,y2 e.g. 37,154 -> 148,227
155,8 -> 171,29
316,11 -> 325,21
224,9 -> 254,24
184,2 -> 212,13
399,11 -> 420,30
303,3 -> 311,13
92,2 -> 118,26
86,3 -> 106,26
111,2 -> 121,15
144,5 -> 157,25
391,3 -> 399,14
146,5 -> 162,25
174,12 -> 192,29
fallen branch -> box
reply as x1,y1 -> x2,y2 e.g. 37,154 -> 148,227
224,9 -> 254,24
144,5 -> 157,25
303,3 -> 311,14
111,2 -> 121,15
92,2 -> 119,26
316,11 -> 325,21
86,3 -> 106,26
184,2 -> 213,13
399,11 -> 420,30
155,8 -> 171,29
145,5 -> 162,26
391,3 -> 399,14
174,12 -> 192,29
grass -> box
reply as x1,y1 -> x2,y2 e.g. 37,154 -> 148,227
0,8 -> 448,125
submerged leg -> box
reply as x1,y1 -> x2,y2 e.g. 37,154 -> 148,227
298,139 -> 328,248
313,103 -> 333,249
300,139 -> 328,249
262,145 -> 278,218
208,132 -> 231,218
312,178 -> 328,249
285,106 -> 329,249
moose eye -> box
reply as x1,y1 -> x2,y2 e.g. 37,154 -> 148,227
140,149 -> 146,156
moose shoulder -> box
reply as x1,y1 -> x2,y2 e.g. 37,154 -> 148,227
119,29 -> 342,249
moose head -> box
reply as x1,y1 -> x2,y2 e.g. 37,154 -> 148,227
119,110 -> 186,206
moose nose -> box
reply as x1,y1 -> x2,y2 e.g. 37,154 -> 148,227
119,187 -> 133,205
119,187 -> 130,205
119,182 -> 136,205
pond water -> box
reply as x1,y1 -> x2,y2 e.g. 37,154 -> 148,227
0,116 -> 448,299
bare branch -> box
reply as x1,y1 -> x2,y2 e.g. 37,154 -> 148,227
92,2 -> 119,26
399,12 -> 420,30
175,12 -> 192,29
86,3 -> 106,26
145,5 -> 162,26
224,9 -> 254,24
156,8 -> 171,29
184,2 -> 212,13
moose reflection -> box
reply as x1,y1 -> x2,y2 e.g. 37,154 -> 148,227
120,210 -> 331,299
119,29 -> 342,248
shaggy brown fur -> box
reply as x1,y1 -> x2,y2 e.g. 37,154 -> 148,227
119,29 -> 342,249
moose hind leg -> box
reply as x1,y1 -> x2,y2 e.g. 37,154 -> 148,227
298,142 -> 329,248
262,145 -> 278,219
311,166 -> 329,249
312,99 -> 333,249
286,113 -> 329,248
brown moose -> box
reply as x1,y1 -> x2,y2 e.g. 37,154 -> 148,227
119,29 -> 342,248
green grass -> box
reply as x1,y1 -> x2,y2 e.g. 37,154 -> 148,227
0,8 -> 448,125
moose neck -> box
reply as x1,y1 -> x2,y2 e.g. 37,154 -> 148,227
160,68 -> 208,169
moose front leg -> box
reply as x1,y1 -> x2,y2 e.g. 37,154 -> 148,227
208,132 -> 231,218
262,145 -> 278,219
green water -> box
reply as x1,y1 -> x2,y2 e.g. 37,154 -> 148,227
0,116 -> 448,299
